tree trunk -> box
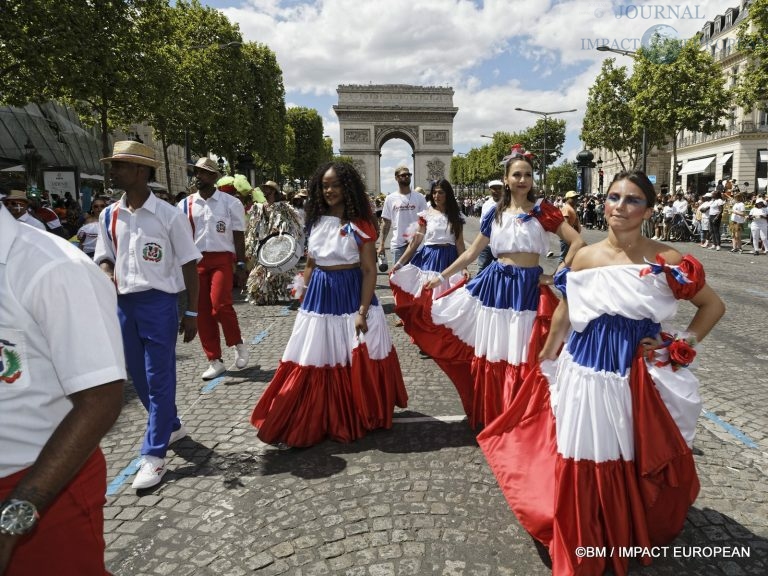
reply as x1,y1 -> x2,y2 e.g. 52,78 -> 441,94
100,102 -> 110,158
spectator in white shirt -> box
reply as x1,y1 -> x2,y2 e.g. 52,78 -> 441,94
748,198 -> 768,255
477,180 -> 503,272
729,193 -> 747,253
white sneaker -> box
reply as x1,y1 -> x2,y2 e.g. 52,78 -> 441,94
132,456 -> 166,490
169,423 -> 188,445
201,359 -> 225,380
232,343 -> 250,370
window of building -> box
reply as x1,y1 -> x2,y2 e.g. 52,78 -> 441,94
714,18 -> 721,34
726,11 -> 732,27
722,152 -> 733,180
759,110 -> 768,127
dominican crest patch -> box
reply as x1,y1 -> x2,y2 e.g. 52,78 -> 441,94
142,242 -> 163,262
0,339 -> 23,384
216,220 -> 226,233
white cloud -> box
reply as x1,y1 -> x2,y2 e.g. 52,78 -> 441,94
215,0 -> 734,189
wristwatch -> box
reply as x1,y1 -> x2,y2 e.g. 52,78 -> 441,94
0,499 -> 39,535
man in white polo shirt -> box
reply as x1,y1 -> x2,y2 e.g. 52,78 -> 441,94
377,165 -> 428,266
180,157 -> 249,380
0,203 -> 125,575
95,140 -> 201,490
477,179 -> 503,272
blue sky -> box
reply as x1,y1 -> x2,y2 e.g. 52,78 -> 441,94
203,0 -> 731,191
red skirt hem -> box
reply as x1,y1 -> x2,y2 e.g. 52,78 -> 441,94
478,350 -> 699,576
251,347 -> 407,447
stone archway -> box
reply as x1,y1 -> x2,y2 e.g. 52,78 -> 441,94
333,84 -> 458,195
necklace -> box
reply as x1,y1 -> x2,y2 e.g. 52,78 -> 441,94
606,237 -> 637,252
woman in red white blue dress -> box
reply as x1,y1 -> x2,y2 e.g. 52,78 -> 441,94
478,171 -> 726,576
251,162 -> 407,447
389,178 -> 468,300
390,144 -> 584,430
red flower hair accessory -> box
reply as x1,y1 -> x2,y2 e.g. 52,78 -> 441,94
501,143 -> 535,166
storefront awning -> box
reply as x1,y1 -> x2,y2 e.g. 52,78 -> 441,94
678,156 -> 715,175
720,152 -> 732,166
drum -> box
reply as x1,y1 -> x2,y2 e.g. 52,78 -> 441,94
257,233 -> 301,273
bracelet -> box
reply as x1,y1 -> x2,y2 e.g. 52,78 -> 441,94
436,273 -> 446,283
184,310 -> 198,317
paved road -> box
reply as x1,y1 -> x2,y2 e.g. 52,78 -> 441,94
102,217 -> 768,575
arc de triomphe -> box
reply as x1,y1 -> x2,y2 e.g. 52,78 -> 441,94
333,84 -> 458,195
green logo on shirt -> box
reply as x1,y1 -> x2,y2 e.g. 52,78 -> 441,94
142,242 -> 163,263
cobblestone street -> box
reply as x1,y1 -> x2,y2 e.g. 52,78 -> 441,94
102,219 -> 768,575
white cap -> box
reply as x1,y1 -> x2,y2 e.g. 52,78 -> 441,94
488,179 -> 503,188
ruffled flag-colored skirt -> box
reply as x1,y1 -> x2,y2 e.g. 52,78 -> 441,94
390,260 -> 558,429
478,314 -> 701,576
251,267 -> 407,447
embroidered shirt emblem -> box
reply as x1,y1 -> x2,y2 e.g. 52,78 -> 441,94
142,242 -> 163,262
0,339 -> 22,384
216,220 -> 226,233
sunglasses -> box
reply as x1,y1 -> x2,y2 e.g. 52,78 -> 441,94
92,204 -> 106,209
397,173 -> 412,178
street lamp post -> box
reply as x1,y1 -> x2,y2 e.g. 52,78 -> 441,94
22,139 -> 43,192
514,107 -> 576,190
595,46 -> 648,174
596,157 -> 604,195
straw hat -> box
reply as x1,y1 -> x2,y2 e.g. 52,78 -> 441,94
564,190 -> 579,199
100,140 -> 161,168
296,188 -> 308,199
263,180 -> 280,193
192,157 -> 220,174
3,189 -> 30,203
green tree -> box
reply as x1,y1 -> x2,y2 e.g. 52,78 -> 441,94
735,0 -> 768,112
632,37 -> 731,185
545,161 -> 578,195
581,58 -> 642,171
526,118 -> 566,184
287,107 -> 325,181
1,0 -> 167,156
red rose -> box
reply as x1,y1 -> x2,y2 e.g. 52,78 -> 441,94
668,339 -> 696,367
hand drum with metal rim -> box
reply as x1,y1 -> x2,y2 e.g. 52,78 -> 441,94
258,233 -> 300,273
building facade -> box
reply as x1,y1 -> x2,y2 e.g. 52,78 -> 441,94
676,0 -> 767,197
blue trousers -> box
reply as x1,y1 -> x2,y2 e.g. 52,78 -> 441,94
118,289 -> 181,458
476,245 -> 495,273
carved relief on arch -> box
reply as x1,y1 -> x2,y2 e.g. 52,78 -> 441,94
351,159 -> 367,182
426,158 -> 445,181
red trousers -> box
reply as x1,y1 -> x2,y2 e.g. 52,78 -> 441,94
0,449 -> 110,576
198,252 -> 243,361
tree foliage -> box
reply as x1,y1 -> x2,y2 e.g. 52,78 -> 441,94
735,0 -> 768,112
633,37 -> 731,183
546,161 -> 578,195
286,107 -> 325,181
581,59 -> 641,171
449,122 -> 566,191
1,0 -> 288,188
